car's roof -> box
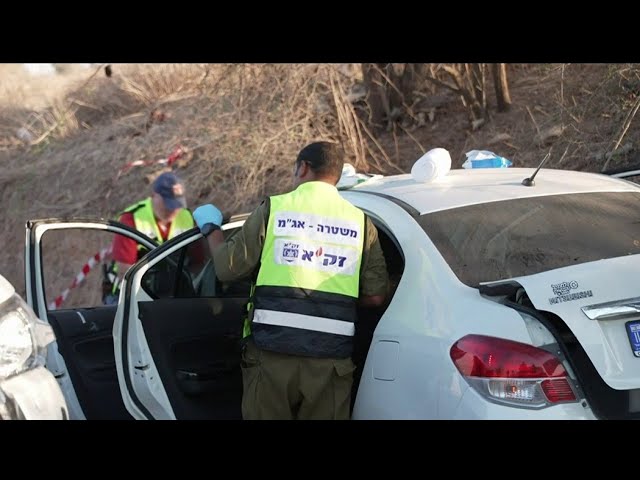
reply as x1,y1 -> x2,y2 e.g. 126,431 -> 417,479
348,168 -> 640,215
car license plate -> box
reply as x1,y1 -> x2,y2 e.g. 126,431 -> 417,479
625,320 -> 640,357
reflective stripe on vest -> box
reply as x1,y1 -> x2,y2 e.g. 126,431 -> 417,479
251,181 -> 365,358
122,197 -> 194,248
253,310 -> 355,336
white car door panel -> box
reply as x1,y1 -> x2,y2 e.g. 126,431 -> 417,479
115,223 -> 249,420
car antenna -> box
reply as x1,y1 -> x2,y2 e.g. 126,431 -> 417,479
522,149 -> 552,187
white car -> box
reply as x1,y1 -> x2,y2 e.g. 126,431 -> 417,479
24,163 -> 640,419
0,273 -> 68,419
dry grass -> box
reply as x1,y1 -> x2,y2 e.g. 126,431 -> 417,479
1,63 -> 639,306
440,64 -> 640,172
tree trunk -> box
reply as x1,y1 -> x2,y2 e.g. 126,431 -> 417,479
361,63 -> 422,129
460,64 -> 486,122
423,63 -> 487,126
462,90 -> 486,123
492,63 -> 512,112
471,63 -> 487,111
361,63 -> 387,127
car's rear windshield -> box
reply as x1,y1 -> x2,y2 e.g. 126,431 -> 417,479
417,191 -> 640,287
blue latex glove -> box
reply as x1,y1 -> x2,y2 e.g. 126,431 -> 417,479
193,204 -> 223,229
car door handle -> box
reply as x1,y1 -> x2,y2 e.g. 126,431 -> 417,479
176,365 -> 237,396
176,364 -> 234,382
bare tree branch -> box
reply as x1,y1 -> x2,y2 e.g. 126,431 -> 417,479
602,94 -> 640,171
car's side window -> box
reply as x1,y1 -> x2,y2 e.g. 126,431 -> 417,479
41,228 -> 148,310
372,220 -> 405,298
619,174 -> 640,186
141,228 -> 252,299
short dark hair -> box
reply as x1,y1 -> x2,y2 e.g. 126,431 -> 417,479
296,141 -> 344,180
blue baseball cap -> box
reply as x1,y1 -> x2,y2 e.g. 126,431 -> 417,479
152,172 -> 187,211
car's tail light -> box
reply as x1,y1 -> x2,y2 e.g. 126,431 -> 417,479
450,334 -> 577,408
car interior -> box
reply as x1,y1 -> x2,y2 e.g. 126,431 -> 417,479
46,304 -> 131,419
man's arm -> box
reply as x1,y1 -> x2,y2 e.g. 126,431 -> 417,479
358,217 -> 390,307
205,201 -> 269,283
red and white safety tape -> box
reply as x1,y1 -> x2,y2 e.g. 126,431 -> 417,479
116,145 -> 186,177
50,142 -> 208,310
48,246 -> 113,310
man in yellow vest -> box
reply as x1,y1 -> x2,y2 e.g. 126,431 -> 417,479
105,172 -> 195,304
194,142 -> 389,420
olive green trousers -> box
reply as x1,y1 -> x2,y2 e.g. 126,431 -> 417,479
240,339 -> 356,420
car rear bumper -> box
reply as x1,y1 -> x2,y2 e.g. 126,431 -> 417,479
0,366 -> 69,420
453,385 -> 598,419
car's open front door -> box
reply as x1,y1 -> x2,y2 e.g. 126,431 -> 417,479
24,218 -> 156,419
114,221 -> 251,420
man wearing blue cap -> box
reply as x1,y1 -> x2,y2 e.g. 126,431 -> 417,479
104,172 -> 195,304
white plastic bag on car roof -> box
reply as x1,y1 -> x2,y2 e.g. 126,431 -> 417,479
411,148 -> 452,183
337,163 -> 383,188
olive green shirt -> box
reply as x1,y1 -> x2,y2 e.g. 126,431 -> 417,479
212,197 -> 389,297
